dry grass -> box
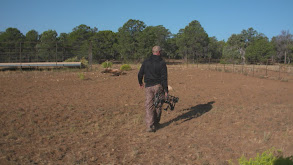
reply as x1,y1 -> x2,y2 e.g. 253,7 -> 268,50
0,64 -> 293,164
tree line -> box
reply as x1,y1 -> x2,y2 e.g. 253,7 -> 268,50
0,19 -> 292,64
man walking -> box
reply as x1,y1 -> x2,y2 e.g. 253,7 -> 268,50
138,46 -> 168,132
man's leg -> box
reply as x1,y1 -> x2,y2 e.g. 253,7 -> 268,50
153,85 -> 163,126
145,86 -> 155,132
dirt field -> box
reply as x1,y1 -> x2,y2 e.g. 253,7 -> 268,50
0,65 -> 293,164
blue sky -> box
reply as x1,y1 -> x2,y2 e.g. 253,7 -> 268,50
0,0 -> 292,41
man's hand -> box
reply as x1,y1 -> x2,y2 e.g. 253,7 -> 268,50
139,84 -> 144,89
165,92 -> 168,100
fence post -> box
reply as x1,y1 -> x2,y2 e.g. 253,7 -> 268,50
62,41 -> 65,61
266,60 -> 269,77
55,42 -> 58,66
88,40 -> 93,71
279,64 -> 281,80
19,42 -> 22,71
36,43 -> 38,62
252,63 -> 255,77
208,58 -> 210,70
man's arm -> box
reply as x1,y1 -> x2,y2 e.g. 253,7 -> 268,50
138,62 -> 145,87
160,62 -> 168,94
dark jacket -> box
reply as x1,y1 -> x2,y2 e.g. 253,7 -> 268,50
138,55 -> 168,93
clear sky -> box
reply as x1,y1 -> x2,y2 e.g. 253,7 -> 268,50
0,0 -> 292,41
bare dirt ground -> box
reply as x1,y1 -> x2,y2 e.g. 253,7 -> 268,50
0,65 -> 293,164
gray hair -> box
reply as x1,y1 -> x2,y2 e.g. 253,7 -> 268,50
152,46 -> 161,53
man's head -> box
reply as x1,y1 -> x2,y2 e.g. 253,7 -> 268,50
152,46 -> 161,56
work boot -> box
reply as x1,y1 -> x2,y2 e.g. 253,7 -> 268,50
154,122 -> 161,129
146,125 -> 156,132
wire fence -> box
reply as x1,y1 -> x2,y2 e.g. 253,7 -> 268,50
1,41 -> 292,81
0,41 -> 87,63
204,63 -> 292,81
165,59 -> 293,81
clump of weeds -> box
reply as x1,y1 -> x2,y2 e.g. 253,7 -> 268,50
77,72 -> 85,80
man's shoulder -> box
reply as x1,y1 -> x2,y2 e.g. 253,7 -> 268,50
142,57 -> 152,63
160,58 -> 167,65
142,56 -> 166,65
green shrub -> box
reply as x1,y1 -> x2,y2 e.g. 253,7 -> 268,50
239,149 -> 275,165
80,57 -> 88,68
64,56 -> 88,68
77,72 -> 85,80
64,56 -> 79,62
101,61 -> 113,68
120,64 -> 132,71
220,59 -> 227,64
236,148 -> 292,165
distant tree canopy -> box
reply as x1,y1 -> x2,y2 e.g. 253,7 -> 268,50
223,28 -> 291,64
271,30 -> 293,64
0,19 -> 292,64
176,20 -> 209,62
117,19 -> 146,60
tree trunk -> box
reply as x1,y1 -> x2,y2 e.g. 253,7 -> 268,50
193,52 -> 195,64
184,49 -> 187,63
284,51 -> 287,64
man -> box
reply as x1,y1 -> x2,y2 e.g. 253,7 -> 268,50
138,46 -> 168,132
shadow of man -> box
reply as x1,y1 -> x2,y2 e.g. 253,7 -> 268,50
159,101 -> 215,130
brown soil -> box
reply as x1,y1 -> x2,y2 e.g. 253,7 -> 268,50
0,65 -> 293,164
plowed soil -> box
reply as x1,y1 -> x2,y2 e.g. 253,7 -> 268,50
0,65 -> 293,164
